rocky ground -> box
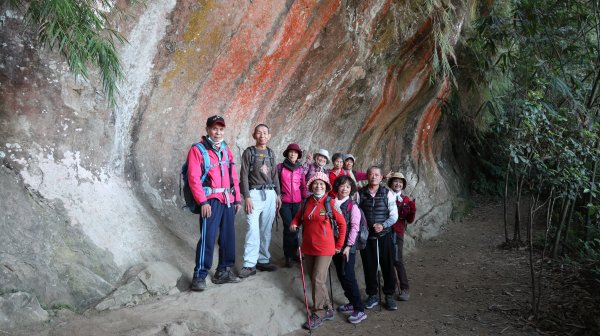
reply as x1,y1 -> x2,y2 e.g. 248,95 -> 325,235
5,197 -> 598,336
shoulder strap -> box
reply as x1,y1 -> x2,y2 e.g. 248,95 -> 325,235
299,197 -> 309,225
346,198 -> 353,212
267,147 -> 274,167
324,196 -> 338,235
249,146 -> 256,172
194,143 -> 211,184
277,163 -> 283,186
225,146 -> 234,188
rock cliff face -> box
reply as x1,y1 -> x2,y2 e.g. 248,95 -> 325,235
1,0 -> 470,324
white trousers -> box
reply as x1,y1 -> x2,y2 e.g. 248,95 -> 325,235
243,189 -> 277,267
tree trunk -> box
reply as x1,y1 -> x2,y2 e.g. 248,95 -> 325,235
504,159 -> 511,243
552,198 -> 571,258
563,196 -> 577,250
536,190 -> 555,313
528,193 -> 537,315
514,175 -> 525,246
585,147 -> 598,241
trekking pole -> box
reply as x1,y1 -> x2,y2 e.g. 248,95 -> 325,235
376,237 -> 383,312
328,264 -> 334,308
298,246 -> 312,335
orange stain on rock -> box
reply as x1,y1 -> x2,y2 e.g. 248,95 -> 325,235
225,0 -> 341,127
412,77 -> 451,165
190,0 -> 284,118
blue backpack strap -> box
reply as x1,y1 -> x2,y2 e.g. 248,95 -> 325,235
193,143 -> 211,184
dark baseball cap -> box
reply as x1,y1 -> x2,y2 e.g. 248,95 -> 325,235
206,115 -> 226,127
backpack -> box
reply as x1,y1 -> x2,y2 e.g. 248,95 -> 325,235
248,146 -> 274,172
398,195 -> 416,223
344,199 -> 369,250
180,142 -> 233,214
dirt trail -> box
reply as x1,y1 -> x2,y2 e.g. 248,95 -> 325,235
286,197 -> 538,336
10,198 -> 542,336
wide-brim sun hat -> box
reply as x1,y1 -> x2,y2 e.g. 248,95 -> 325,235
313,149 -> 330,164
343,154 -> 356,163
283,143 -> 303,159
387,172 -> 407,190
307,172 -> 332,192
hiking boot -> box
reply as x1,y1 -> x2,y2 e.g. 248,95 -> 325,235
302,313 -> 322,330
337,303 -> 353,313
385,295 -> 397,310
347,310 -> 367,324
322,308 -> 334,321
399,289 -> 410,301
212,268 -> 241,284
190,277 -> 206,291
365,295 -> 378,309
256,262 -> 277,272
238,267 -> 256,278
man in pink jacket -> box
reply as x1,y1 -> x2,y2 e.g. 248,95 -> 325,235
187,115 -> 242,291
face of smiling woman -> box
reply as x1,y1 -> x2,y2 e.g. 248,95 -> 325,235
311,180 -> 327,194
337,182 -> 351,198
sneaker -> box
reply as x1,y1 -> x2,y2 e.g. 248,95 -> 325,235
212,268 -> 241,284
365,295 -> 378,309
399,289 -> 410,301
238,267 -> 256,278
347,310 -> 367,324
385,295 -> 397,310
322,308 -> 334,321
337,303 -> 354,313
190,277 -> 206,291
302,313 -> 322,330
256,262 -> 277,272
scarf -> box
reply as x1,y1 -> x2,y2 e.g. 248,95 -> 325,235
393,190 -> 403,202
346,169 -> 357,183
334,195 -> 349,214
205,136 -> 223,150
283,158 -> 302,171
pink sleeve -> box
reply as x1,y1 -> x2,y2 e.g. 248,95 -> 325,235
228,148 -> 241,203
187,146 -> 208,205
346,203 -> 361,247
300,169 -> 308,199
354,170 -> 368,181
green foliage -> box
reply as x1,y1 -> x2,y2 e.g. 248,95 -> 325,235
5,0 -> 134,106
424,0 -> 459,85
51,302 -> 76,311
463,0 -> 599,216
579,238 -> 600,284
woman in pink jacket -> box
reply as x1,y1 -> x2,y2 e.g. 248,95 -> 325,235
291,172 -> 346,330
277,144 -> 308,267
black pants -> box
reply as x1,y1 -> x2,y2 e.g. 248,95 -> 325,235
280,202 -> 301,258
393,233 -> 409,290
332,251 -> 365,312
360,232 -> 396,296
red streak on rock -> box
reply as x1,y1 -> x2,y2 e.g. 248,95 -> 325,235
226,0 -> 341,128
360,18 -> 434,134
191,0 -> 285,118
412,78 -> 451,165
361,66 -> 398,132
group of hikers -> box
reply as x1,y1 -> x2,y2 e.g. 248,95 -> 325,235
185,115 -> 417,330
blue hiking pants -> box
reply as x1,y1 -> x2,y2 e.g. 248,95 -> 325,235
193,198 -> 236,279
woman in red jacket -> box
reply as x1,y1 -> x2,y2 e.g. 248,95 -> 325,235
290,172 -> 346,330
